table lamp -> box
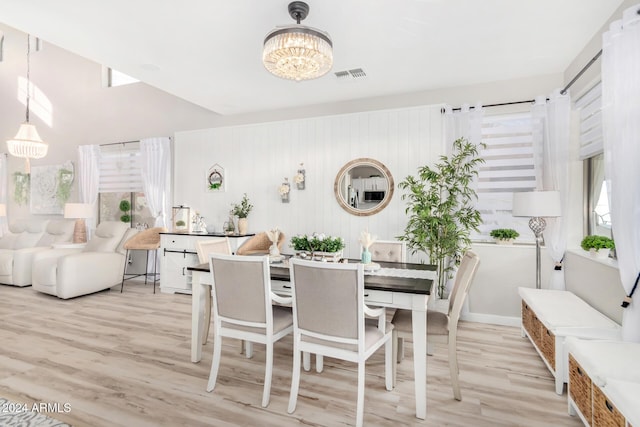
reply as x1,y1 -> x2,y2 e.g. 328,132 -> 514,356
0,204 -> 6,218
512,191 -> 561,289
64,203 -> 93,243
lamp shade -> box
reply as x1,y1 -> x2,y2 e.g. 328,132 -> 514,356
64,203 -> 93,219
512,191 -> 561,218
0,204 -> 6,217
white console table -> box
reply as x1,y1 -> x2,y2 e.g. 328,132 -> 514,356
159,232 -> 254,294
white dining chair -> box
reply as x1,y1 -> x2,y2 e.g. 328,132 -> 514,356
288,258 -> 393,427
365,239 -> 407,263
206,254 -> 293,407
391,250 -> 480,400
195,237 -> 232,345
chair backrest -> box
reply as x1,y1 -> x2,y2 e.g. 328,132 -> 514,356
35,219 -> 76,247
289,258 -> 364,347
367,240 -> 407,263
448,251 -> 480,327
196,237 -> 231,263
209,254 -> 272,329
236,231 -> 285,256
123,227 -> 167,250
83,221 -> 130,253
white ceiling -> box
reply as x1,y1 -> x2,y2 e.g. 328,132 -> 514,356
0,0 -> 624,116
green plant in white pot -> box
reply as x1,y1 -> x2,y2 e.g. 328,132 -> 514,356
490,228 -> 519,245
399,137 -> 485,298
580,235 -> 614,258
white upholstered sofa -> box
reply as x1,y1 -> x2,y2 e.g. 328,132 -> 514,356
31,221 -> 135,299
0,219 -> 75,287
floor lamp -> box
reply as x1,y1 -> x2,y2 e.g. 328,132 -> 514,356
512,191 -> 561,289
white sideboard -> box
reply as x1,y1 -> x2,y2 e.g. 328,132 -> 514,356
160,232 -> 253,294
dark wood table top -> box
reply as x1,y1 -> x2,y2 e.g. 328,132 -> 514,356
189,258 -> 434,295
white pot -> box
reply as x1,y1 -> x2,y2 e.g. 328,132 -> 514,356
237,218 -> 248,235
588,248 -> 610,259
495,238 -> 514,245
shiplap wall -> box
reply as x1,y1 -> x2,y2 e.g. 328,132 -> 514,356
174,105 -> 443,261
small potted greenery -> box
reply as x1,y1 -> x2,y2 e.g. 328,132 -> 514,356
231,193 -> 253,234
291,233 -> 345,262
580,235 -> 615,258
119,199 -> 131,224
490,228 -> 519,245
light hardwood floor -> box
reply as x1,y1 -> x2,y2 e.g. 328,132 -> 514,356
0,283 -> 581,427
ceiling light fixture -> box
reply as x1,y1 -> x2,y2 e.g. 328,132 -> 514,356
263,1 -> 333,81
7,35 -> 48,173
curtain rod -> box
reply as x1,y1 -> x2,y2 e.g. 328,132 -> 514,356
444,48 -> 604,113
99,140 -> 140,147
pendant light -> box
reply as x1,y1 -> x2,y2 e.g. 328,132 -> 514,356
263,1 -> 333,81
7,35 -> 48,173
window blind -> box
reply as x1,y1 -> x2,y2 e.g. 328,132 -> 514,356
473,112 -> 538,242
575,81 -> 603,159
98,143 -> 143,192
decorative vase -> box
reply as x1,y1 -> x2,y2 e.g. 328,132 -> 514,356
495,238 -> 514,245
238,218 -> 248,235
588,248 -> 610,259
361,248 -> 372,264
280,178 -> 290,203
225,214 -> 236,234
296,163 -> 306,190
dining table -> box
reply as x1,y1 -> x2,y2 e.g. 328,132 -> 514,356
187,257 -> 435,420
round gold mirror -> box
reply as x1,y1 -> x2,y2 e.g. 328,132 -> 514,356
334,158 -> 394,216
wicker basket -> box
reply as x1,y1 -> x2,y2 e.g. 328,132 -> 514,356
569,354 -> 592,422
540,325 -> 555,370
530,312 -> 542,348
593,385 -> 625,427
522,301 -> 533,335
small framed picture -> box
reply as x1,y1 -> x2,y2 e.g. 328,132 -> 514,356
207,164 -> 225,192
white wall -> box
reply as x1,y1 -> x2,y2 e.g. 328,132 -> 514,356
174,105 -> 443,261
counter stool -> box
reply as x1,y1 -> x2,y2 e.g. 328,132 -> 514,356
120,227 -> 167,293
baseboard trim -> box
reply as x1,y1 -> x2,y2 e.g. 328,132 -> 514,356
461,312 -> 520,327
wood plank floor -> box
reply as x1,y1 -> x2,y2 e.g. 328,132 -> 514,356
0,283 -> 581,427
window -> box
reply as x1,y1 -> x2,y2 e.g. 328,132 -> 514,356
105,68 -> 139,87
473,112 -> 539,243
575,82 -> 612,238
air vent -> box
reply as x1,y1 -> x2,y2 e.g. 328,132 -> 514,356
334,68 -> 367,80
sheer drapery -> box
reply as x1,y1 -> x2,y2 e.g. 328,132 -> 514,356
531,91 -> 571,290
602,4 -> 640,342
77,144 -> 100,238
140,137 -> 171,228
443,102 -> 484,151
0,154 -> 8,235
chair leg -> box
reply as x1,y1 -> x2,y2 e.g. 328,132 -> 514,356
151,249 -> 157,294
262,342 -> 273,408
392,329 -> 398,388
120,249 -> 129,293
144,250 -> 150,286
245,342 -> 253,359
448,334 -> 461,401
385,336 -> 393,391
288,346 -> 301,414
203,294 -> 212,345
315,354 -> 324,373
303,352 -> 311,371
206,333 -> 223,392
397,337 -> 405,362
356,362 -> 365,427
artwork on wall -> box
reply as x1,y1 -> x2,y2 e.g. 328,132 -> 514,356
30,161 -> 75,215
13,172 -> 30,206
207,163 -> 225,192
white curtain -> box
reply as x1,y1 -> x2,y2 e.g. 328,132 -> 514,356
531,90 -> 571,290
0,154 -> 8,235
443,102 -> 484,151
77,145 -> 100,238
602,4 -> 640,342
140,137 -> 171,228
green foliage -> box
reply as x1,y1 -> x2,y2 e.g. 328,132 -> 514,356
231,193 -> 253,218
13,172 -> 30,206
490,228 -> 520,240
120,214 -> 131,223
581,235 -> 615,251
119,199 -> 131,224
56,168 -> 73,204
291,233 -> 345,253
176,220 -> 186,227
398,137 -> 485,298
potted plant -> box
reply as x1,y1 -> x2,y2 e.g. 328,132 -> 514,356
490,228 -> 519,245
580,235 -> 614,258
399,137 -> 485,298
119,199 -> 131,224
291,233 -> 345,262
231,193 -> 253,235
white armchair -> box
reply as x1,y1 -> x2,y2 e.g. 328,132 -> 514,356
0,219 -> 75,287
32,221 -> 135,299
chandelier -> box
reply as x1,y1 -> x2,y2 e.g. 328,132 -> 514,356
7,35 -> 48,173
263,1 -> 333,81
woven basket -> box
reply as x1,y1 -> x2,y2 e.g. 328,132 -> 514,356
522,301 -> 532,334
569,354 -> 592,422
540,325 -> 555,370
593,385 -> 625,427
